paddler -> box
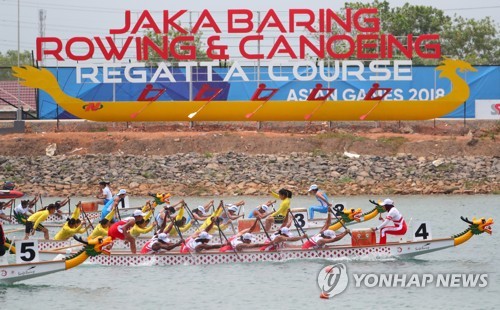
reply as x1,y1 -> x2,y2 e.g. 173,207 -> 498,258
24,204 -> 57,240
180,219 -> 222,253
371,199 -> 407,244
217,219 -> 266,252
165,204 -> 192,236
265,188 -> 293,231
301,212 -> 350,249
100,189 -> 127,222
129,209 -> 156,238
13,194 -> 40,224
53,202 -> 87,240
307,184 -> 332,220
107,209 -> 146,253
247,201 -> 274,219
259,213 -> 308,251
96,181 -> 113,206
140,232 -> 182,254
190,200 -> 215,222
0,199 -> 14,223
88,206 -> 116,239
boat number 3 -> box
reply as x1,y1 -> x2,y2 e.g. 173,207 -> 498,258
294,213 -> 306,228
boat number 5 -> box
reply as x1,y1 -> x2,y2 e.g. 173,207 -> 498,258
15,240 -> 40,264
412,221 -> 432,241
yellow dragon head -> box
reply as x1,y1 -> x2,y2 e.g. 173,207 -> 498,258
83,236 -> 113,256
461,216 -> 494,235
344,208 -> 363,222
436,58 -> 477,77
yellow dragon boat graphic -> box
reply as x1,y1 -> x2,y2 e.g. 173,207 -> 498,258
13,59 -> 475,122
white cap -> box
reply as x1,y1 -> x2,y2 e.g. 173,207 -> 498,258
382,199 -> 394,206
279,227 -> 292,236
242,233 -> 254,241
260,205 -> 269,212
308,184 -> 319,191
197,231 -> 212,240
118,189 -> 127,195
133,210 -> 146,217
197,206 -> 207,215
157,233 -> 170,243
322,230 -> 336,238
227,205 -> 238,212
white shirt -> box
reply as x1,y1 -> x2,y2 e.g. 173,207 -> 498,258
14,204 -> 28,215
377,207 -> 404,230
103,186 -> 113,200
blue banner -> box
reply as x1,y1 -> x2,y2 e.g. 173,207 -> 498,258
38,65 -> 500,120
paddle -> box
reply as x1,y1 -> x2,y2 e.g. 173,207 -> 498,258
287,209 -> 307,245
245,96 -> 274,119
130,100 -> 154,119
216,221 -> 243,262
329,205 -> 357,246
220,201 -> 237,235
9,198 -> 14,219
288,210 -> 320,256
4,228 -> 24,234
183,202 -> 200,229
304,97 -> 329,121
359,97 -> 384,120
80,201 -> 95,231
187,88 -> 223,119
67,197 -> 72,216
257,217 -> 272,242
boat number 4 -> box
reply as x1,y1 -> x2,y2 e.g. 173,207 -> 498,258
15,240 -> 40,264
412,221 -> 432,242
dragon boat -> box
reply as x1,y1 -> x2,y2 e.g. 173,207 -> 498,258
12,59 -> 475,122
0,236 -> 112,284
29,216 -> 493,266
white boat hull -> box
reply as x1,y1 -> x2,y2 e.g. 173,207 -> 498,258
0,260 -> 66,285
37,238 -> 455,266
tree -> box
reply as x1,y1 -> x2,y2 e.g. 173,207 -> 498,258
143,27 -> 208,66
441,16 -> 500,65
312,1 -> 500,65
0,50 -> 33,80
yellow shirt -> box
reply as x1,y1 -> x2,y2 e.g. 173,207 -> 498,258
270,192 -> 291,217
54,223 -> 85,240
27,210 -> 50,229
71,207 -> 81,220
88,208 -> 116,239
196,207 -> 222,232
130,223 -> 154,238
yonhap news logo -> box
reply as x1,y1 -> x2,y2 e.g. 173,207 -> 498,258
317,264 -> 488,298
317,263 -> 349,299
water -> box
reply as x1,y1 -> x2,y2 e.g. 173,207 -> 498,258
1,195 -> 498,310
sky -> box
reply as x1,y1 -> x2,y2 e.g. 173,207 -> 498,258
0,0 -> 499,64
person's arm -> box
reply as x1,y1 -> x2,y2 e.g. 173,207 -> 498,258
171,199 -> 184,210
121,219 -> 136,237
176,207 -> 185,221
203,200 -> 215,212
60,197 -> 70,207
105,207 -> 116,221
71,202 -> 82,219
320,212 -> 332,231
163,221 -> 175,234
275,234 -> 308,244
0,213 -> 11,221
316,192 -> 331,206
195,244 -> 222,253
178,221 -> 192,233
318,230 -> 350,246
29,194 -> 40,207
134,223 -> 155,235
235,242 -> 267,251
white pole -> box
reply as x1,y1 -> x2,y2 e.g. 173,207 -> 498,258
17,0 -> 21,121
